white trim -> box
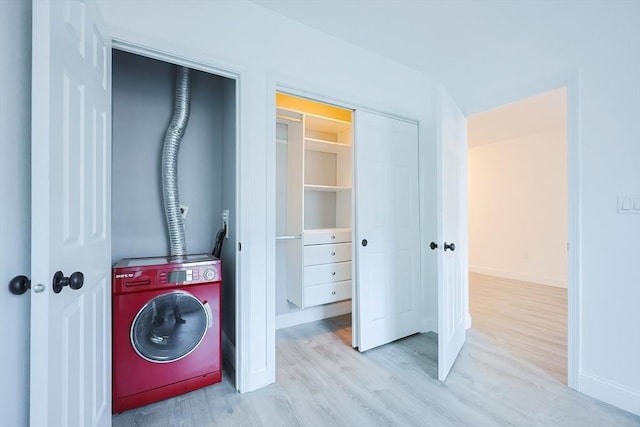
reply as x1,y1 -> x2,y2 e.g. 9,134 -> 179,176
235,71 -> 275,393
565,70 -> 581,391
275,78 -> 422,125
232,67 -> 244,392
108,25 -> 244,79
469,265 -> 567,288
276,301 -> 352,330
580,371 -> 640,416
112,39 -> 239,80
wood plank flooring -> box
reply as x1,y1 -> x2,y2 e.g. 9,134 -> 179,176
113,276 -> 640,426
469,272 -> 568,384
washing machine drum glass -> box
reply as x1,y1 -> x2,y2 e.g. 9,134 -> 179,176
131,291 -> 210,363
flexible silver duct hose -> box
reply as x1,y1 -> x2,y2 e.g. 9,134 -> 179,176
162,66 -> 191,257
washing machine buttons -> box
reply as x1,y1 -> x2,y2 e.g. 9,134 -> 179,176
203,269 -> 216,281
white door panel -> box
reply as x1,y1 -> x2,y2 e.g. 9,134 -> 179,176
31,0 -> 111,425
355,111 -> 421,352
437,86 -> 468,381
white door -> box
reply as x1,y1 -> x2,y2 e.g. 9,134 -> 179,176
437,86 -> 468,381
31,0 -> 111,425
354,111 -> 422,352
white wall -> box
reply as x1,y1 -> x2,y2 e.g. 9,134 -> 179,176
468,128 -> 568,288
440,1 -> 640,415
97,0 -> 436,392
0,1 -> 31,426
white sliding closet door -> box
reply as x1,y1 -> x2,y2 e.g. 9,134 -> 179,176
30,0 -> 112,425
354,111 -> 422,352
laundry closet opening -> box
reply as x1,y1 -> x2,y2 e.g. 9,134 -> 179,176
111,49 -> 238,401
275,93 -> 354,344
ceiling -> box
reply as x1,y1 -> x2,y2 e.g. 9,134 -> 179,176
252,1 -> 569,148
467,87 -> 566,148
251,0 -> 575,81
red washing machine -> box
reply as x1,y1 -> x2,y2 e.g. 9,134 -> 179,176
112,254 -> 222,414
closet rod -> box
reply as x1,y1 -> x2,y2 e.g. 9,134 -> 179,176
276,235 -> 302,240
276,114 -> 302,123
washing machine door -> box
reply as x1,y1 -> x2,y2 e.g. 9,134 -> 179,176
131,290 -> 212,363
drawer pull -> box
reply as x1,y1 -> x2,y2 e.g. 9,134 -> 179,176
331,291 -> 336,295
331,235 -> 336,239
331,251 -> 336,256
331,271 -> 336,276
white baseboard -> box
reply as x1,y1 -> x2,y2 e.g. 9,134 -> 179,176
221,329 -> 236,372
423,317 -> 437,334
469,265 -> 567,288
276,300 -> 352,330
579,371 -> 640,416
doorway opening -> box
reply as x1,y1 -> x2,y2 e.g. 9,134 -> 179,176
111,48 -> 239,392
274,92 -> 355,348
272,90 -> 425,362
466,87 -> 568,384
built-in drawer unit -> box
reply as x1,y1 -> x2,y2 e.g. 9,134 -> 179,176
304,280 -> 352,307
304,261 -> 352,286
304,243 -> 352,266
304,228 -> 351,245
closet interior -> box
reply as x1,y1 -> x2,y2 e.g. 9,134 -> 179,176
275,93 -> 354,315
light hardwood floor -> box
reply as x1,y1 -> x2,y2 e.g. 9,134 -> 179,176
113,277 -> 640,426
469,272 -> 568,384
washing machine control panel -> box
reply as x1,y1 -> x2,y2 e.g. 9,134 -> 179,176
112,254 -> 221,294
203,269 -> 216,281
159,265 -> 217,285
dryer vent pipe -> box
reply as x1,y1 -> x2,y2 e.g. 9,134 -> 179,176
162,66 -> 191,258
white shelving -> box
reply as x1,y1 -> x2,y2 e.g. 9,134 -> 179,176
304,184 -> 351,192
305,137 -> 350,153
305,114 -> 350,140
276,101 -> 354,309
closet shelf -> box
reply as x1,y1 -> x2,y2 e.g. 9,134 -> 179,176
304,227 -> 351,233
304,184 -> 351,192
305,114 -> 351,134
304,138 -> 351,153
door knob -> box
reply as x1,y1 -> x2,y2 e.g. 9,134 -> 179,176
8,275 -> 31,295
429,242 -> 438,250
444,242 -> 455,252
52,271 -> 84,294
